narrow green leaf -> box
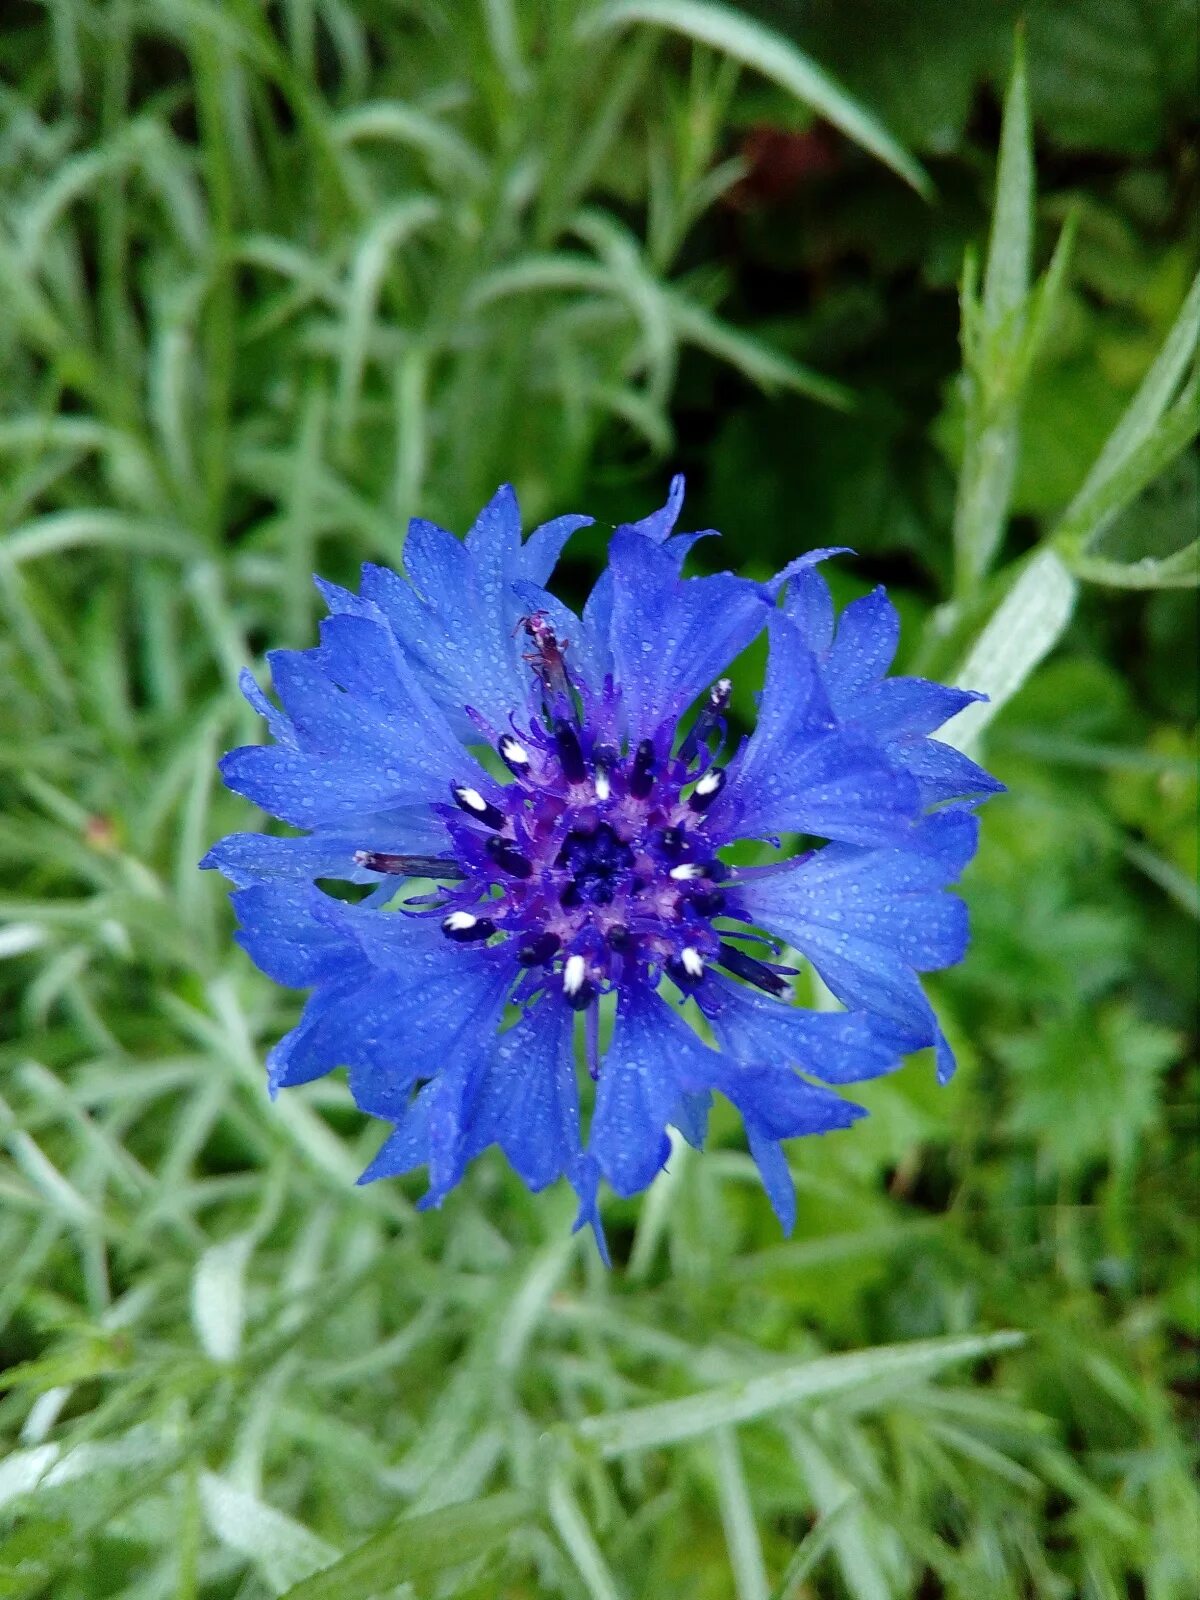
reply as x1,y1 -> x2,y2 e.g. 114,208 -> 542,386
578,0 -> 931,198
981,33 -> 1032,337
547,1475 -> 626,1600
335,197 -> 440,446
942,548 -> 1079,754
276,1493 -> 530,1600
1054,380 -> 1200,570
714,1427 -> 770,1600
1065,540 -> 1199,591
666,294 -> 853,409
770,1495 -> 861,1600
951,34 -> 1036,598
574,1331 -> 1024,1458
199,1474 -> 340,1596
1071,266 -> 1200,508
190,1234 -> 254,1363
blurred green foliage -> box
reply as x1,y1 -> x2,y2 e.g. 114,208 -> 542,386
0,3 -> 1196,1597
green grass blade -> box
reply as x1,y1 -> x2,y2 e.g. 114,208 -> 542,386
276,1492 -> 531,1600
942,547 -> 1079,754
579,0 -> 932,198
714,1426 -> 770,1600
574,1331 -> 1025,1458
548,1474 -> 627,1600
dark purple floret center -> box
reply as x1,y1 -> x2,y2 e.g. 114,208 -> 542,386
359,619 -> 787,1011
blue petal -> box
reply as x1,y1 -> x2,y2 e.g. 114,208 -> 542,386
823,587 -> 900,701
618,473 -> 685,543
767,548 -> 851,607
746,1128 -> 797,1233
230,883 -> 352,987
519,512 -> 594,584
696,975 -> 901,1084
605,529 -> 769,744
268,646 -> 478,801
589,986 -> 700,1195
357,1090 -> 433,1183
704,1058 -> 863,1140
267,967 -> 369,1092
467,999 -> 581,1191
219,746 -> 412,828
850,679 -> 984,741
713,620 -> 920,845
899,736 -> 1007,805
238,668 -> 296,748
738,815 -> 977,1050
355,489 -> 588,734
569,1156 -> 611,1265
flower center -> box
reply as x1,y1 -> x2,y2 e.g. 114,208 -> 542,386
355,622 -> 790,1013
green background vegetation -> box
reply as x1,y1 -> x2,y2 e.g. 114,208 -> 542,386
1,2 -> 1197,1596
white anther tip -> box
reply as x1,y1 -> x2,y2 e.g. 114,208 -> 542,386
669,863 -> 705,880
443,911 -> 477,932
455,786 -> 487,812
681,947 -> 704,978
499,736 -> 530,765
562,953 -> 587,994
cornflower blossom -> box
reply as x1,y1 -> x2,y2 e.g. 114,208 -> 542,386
204,480 -> 1000,1254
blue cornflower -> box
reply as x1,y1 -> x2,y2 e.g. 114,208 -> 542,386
203,479 -> 999,1252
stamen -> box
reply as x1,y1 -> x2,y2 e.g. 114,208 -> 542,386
562,953 -> 587,994
669,862 -> 707,881
355,851 -> 465,879
442,911 -> 497,942
630,738 -> 656,798
553,719 -> 586,783
688,767 -> 726,812
691,887 -> 726,916
680,678 -> 734,763
660,826 -> 688,859
718,941 -> 790,997
681,946 -> 704,978
562,953 -> 596,1010
452,785 -> 506,830
594,767 -> 611,801
606,924 -> 630,949
517,931 -> 561,967
485,837 -> 534,879
498,734 -> 530,772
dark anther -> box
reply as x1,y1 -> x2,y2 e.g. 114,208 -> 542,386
666,953 -> 704,990
592,742 -> 618,800
680,678 -> 733,764
659,825 -> 688,859
517,931 -> 561,967
553,718 -> 586,783
560,880 -> 582,908
564,977 -> 597,1011
606,924 -> 630,950
442,912 -> 497,942
485,837 -> 533,879
718,941 -> 789,997
630,738 -> 656,798
691,888 -> 726,916
355,851 -> 465,879
498,734 -> 531,774
688,767 -> 726,813
451,785 -> 506,830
